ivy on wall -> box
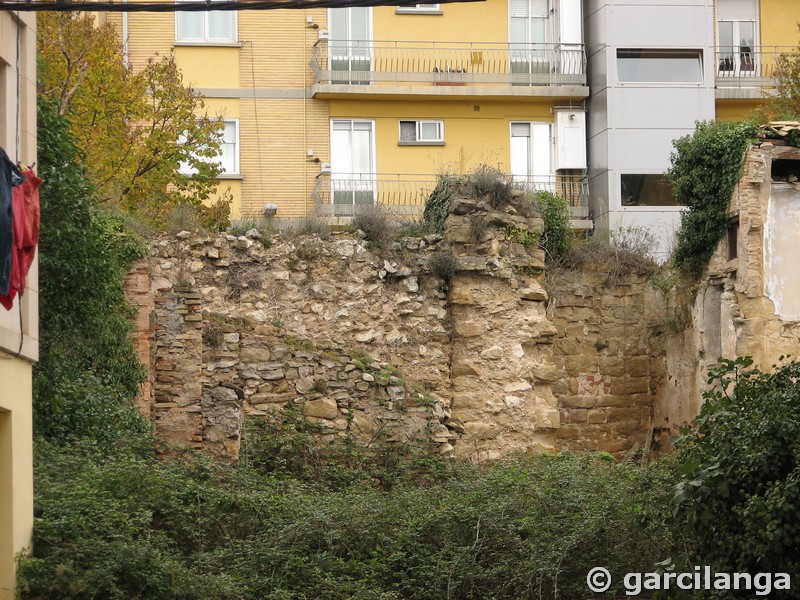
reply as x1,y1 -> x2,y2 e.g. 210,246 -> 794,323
668,120 -> 758,277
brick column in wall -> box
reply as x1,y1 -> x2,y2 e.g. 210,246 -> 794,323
153,285 -> 204,450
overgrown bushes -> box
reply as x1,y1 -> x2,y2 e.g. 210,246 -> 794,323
34,98 -> 149,444
674,357 -> 800,590
19,439 -> 682,600
668,120 -> 757,276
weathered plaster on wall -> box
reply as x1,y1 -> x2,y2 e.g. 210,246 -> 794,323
765,183 -> 800,321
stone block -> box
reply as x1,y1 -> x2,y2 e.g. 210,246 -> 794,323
626,356 -> 650,378
249,393 -> 287,406
606,407 -> 645,423
560,396 -> 596,409
599,356 -> 626,378
452,393 -> 485,411
560,408 -> 588,424
304,397 -> 339,420
588,409 -> 608,424
239,347 -> 271,363
609,377 -> 650,395
464,421 -> 498,440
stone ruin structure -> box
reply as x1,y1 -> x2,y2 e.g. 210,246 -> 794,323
126,152 -> 800,461
127,188 -> 667,461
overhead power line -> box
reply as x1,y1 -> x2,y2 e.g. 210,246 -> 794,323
0,0 -> 482,11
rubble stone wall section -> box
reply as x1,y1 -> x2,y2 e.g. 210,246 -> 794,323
129,196 -> 665,460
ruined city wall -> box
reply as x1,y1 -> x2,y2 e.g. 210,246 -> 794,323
655,143 -> 800,441
127,194 -> 667,460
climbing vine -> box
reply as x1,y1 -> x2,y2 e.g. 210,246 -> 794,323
668,120 -> 757,276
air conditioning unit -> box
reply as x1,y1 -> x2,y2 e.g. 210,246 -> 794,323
318,29 -> 329,40
261,204 -> 278,217
320,162 -> 331,173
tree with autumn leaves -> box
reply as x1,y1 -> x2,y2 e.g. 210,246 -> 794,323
37,12 -> 230,226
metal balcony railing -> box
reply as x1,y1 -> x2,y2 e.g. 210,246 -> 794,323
510,175 -> 589,219
312,173 -> 589,219
310,41 -> 587,88
715,46 -> 797,88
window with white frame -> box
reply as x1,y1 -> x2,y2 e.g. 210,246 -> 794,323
176,1 -> 236,43
399,120 -> 444,144
396,3 -> 441,13
617,49 -> 703,83
179,119 -> 239,176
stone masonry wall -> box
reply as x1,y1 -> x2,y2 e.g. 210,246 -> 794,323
655,142 -> 800,442
128,194 -> 666,460
548,269 -> 665,455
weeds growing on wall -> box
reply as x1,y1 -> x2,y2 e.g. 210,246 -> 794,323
668,120 -> 757,277
423,174 -> 462,233
532,191 -> 572,264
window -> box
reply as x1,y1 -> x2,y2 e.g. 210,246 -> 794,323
510,122 -> 551,185
617,49 -> 703,83
717,0 -> 757,75
399,120 -> 444,144
330,120 -> 375,211
396,3 -> 441,13
179,119 -> 239,176
176,1 -> 236,43
329,7 -> 371,84
620,174 -> 679,207
509,0 -> 549,81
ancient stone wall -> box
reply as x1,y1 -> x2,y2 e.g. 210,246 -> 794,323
655,142 -> 800,441
128,195 -> 667,460
548,269 -> 665,455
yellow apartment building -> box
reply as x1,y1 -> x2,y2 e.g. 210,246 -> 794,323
111,0 -> 589,221
0,10 -> 36,600
714,0 -> 800,121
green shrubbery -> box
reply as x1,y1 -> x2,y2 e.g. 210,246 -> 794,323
20,440 -> 681,600
668,120 -> 757,276
34,98 -> 149,444
674,357 -> 800,591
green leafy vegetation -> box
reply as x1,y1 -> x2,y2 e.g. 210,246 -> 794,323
20,435 -> 682,600
531,191 -> 571,263
33,98 -> 149,444
423,175 -> 461,234
668,120 -> 757,276
673,356 -> 800,589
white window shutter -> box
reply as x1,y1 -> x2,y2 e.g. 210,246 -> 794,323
531,0 -> 548,18
510,0 -> 529,18
717,0 -> 757,21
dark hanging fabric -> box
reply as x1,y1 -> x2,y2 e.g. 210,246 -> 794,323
0,167 -> 42,310
0,147 -> 24,298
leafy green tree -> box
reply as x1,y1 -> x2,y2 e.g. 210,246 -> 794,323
674,356 -> 800,591
37,13 -> 227,222
34,98 -> 149,444
762,42 -> 800,120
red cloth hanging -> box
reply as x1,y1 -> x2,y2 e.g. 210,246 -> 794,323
0,167 -> 41,310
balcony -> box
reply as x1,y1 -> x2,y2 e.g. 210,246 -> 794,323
312,173 -> 589,220
309,41 -> 588,99
715,46 -> 796,99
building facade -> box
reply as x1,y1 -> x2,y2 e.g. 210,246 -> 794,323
585,0 -> 800,260
111,0 -> 590,222
0,10 -> 36,600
